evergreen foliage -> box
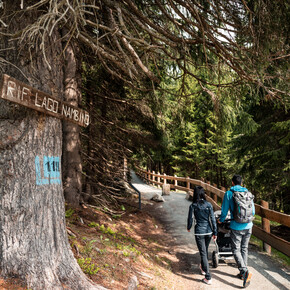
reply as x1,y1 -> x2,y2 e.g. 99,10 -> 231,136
80,64 -> 164,209
134,1 -> 289,213
2,0 -> 287,212
232,99 -> 290,213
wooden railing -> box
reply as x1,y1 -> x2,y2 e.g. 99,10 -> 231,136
135,167 -> 290,257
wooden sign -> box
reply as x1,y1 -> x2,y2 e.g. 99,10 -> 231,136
0,74 -> 90,127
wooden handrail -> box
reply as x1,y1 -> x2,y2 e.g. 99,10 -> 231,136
252,225 -> 290,257
135,167 -> 290,257
255,204 -> 290,228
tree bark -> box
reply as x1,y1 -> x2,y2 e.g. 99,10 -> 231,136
0,4 -> 104,289
62,35 -> 83,207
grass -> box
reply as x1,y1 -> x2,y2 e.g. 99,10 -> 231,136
65,208 -> 75,218
77,258 -> 100,275
64,204 -> 180,289
63,203 -> 290,289
253,215 -> 281,227
272,248 -> 290,267
250,235 -> 290,267
251,214 -> 290,266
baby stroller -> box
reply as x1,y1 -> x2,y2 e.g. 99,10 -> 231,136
212,210 -> 233,268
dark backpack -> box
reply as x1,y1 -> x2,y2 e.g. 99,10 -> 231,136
231,190 -> 254,223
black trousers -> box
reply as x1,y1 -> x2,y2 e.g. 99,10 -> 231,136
195,234 -> 212,280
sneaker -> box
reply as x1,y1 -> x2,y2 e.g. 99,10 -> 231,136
199,264 -> 206,275
243,271 -> 252,288
237,273 -> 244,280
202,278 -> 212,285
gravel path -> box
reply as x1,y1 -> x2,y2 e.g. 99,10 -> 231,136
130,171 -> 290,290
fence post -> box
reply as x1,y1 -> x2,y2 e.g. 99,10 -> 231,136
174,175 -> 178,190
261,200 -> 271,254
213,183 -> 218,203
152,171 -> 155,184
163,173 -> 167,184
157,172 -> 161,188
186,176 -> 190,191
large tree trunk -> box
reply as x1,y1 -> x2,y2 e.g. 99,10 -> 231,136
62,35 -> 83,207
0,4 -> 104,289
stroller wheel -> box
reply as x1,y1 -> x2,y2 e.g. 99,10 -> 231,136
212,251 -> 219,268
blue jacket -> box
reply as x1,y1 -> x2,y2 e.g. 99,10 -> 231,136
187,200 -> 217,236
219,185 -> 255,230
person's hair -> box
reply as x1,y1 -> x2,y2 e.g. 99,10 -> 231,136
193,186 -> 206,203
232,174 -> 242,185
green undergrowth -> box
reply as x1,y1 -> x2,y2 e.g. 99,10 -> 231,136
65,204 -> 174,288
87,222 -> 141,257
77,257 -> 100,275
253,215 -> 281,227
250,235 -> 290,267
251,215 -> 289,267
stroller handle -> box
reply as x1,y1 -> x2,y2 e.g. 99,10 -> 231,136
218,218 -> 233,222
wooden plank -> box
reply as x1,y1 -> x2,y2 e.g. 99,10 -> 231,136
136,168 -> 147,174
151,172 -> 163,178
252,225 -> 290,257
137,168 -> 290,257
255,204 -> 290,228
201,182 -> 225,199
207,186 -> 225,199
174,184 -> 188,192
173,177 -> 188,182
155,181 -> 163,186
139,168 -> 226,200
138,168 -> 290,230
0,74 -> 90,127
206,195 -> 221,212
189,178 -> 203,186
143,170 -> 170,181
150,179 -> 163,186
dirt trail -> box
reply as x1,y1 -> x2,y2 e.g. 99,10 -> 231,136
130,171 -> 290,290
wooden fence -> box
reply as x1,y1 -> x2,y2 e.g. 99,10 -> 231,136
135,167 -> 290,257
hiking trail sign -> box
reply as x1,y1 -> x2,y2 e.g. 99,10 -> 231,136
0,74 -> 90,127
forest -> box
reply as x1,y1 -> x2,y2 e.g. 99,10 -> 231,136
77,0 -> 290,213
0,0 -> 289,289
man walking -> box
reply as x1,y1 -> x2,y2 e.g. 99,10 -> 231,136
218,174 -> 255,288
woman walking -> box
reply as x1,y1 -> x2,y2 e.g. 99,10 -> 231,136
187,186 -> 217,285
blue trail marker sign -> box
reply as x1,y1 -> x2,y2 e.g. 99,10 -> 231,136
0,74 -> 90,127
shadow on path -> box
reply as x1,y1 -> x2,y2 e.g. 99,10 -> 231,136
130,170 -> 290,290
